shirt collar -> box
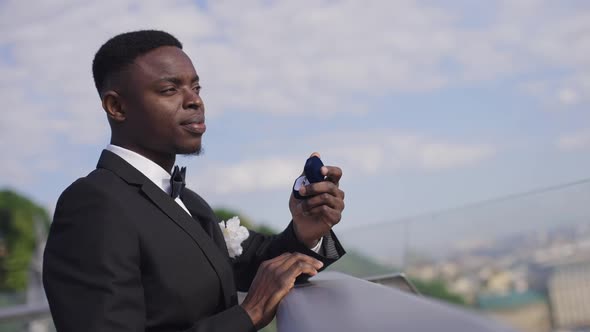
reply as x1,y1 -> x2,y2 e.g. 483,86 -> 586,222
106,144 -> 172,195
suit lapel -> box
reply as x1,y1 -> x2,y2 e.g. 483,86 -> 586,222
181,190 -> 229,255
96,150 -> 236,308
180,189 -> 237,306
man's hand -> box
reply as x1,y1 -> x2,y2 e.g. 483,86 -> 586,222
240,253 -> 323,329
290,152 -> 345,248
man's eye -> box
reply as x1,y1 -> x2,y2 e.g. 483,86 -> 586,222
161,87 -> 176,94
193,86 -> 201,93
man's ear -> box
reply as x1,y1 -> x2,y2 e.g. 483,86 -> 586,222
102,90 -> 126,122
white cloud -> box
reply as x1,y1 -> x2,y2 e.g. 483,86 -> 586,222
191,131 -> 496,194
558,88 -> 579,105
503,1 -> 590,108
418,143 -> 495,170
329,132 -> 495,174
557,130 -> 590,151
191,157 -> 302,195
0,0 -> 587,189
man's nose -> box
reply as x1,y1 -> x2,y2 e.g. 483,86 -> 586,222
183,88 -> 202,110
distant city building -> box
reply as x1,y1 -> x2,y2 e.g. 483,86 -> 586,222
439,262 -> 459,280
404,222 -> 590,332
486,271 -> 514,295
478,291 -> 551,332
407,264 -> 437,281
548,263 -> 590,330
449,277 -> 478,304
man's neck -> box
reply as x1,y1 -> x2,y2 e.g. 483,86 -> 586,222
109,140 -> 175,173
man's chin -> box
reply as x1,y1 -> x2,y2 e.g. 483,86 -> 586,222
179,145 -> 203,157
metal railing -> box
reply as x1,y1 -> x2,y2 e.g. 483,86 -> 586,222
3,177 -> 590,331
0,303 -> 50,323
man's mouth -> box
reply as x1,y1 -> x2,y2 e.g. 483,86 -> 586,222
180,118 -> 206,135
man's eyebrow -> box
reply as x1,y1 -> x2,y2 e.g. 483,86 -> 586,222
155,75 -> 200,84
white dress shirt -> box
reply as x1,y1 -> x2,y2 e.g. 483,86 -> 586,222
106,144 -> 322,252
106,144 -> 192,215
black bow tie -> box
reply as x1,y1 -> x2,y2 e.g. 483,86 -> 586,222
170,166 -> 186,199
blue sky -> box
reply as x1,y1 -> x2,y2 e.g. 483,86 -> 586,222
1,0 -> 590,247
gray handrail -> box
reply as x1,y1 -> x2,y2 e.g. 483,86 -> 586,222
365,272 -> 422,295
278,272 -> 518,332
0,274 -> 416,324
0,303 -> 50,323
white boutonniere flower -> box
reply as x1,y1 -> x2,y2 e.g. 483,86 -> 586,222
219,216 -> 249,258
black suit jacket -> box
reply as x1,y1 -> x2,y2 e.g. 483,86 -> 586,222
43,150 -> 345,332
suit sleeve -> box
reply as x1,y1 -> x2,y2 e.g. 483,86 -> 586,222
43,179 -> 256,332
233,221 -> 346,292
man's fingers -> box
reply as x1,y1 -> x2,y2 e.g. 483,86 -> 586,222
265,253 -> 322,292
302,192 -> 345,212
262,252 -> 295,269
280,256 -> 321,282
283,260 -> 319,281
304,205 -> 342,227
261,253 -> 323,277
244,252 -> 324,329
322,166 -> 342,185
277,252 -> 323,272
299,181 -> 342,198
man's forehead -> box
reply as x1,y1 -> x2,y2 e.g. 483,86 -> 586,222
130,46 -> 197,79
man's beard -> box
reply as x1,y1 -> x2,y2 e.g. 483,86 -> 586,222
182,145 -> 203,157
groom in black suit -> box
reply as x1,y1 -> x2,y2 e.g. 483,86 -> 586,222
42,30 -> 346,332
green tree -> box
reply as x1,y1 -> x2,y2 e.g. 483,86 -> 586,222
326,250 -> 396,278
214,207 -> 254,229
410,278 -> 467,306
0,190 -> 50,291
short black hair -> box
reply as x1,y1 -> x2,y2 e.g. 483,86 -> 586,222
92,30 -> 183,95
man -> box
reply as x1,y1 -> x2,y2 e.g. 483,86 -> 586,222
43,30 -> 346,332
